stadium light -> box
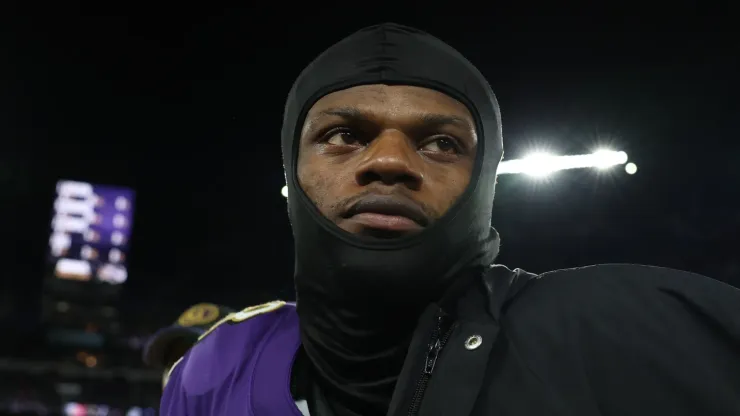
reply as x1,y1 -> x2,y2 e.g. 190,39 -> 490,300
498,149 -> 629,177
625,162 -> 638,175
281,149 -> 630,197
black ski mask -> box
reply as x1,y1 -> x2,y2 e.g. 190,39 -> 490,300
281,23 -> 503,415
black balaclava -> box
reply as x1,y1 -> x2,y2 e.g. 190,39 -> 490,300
281,23 -> 503,415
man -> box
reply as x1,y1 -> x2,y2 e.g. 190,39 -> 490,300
162,23 -> 740,415
142,303 -> 234,389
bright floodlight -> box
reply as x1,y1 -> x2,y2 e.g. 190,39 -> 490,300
592,149 -> 628,169
497,149 -> 629,176
281,149 -> 631,197
519,153 -> 559,178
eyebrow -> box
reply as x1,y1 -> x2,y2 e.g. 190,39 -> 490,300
313,107 -> 473,131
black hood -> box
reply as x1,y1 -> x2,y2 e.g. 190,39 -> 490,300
280,23 -> 503,415
282,23 -> 503,306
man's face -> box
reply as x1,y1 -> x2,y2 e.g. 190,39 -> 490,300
297,84 -> 477,238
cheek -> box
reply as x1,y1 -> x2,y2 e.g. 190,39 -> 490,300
297,155 -> 338,216
424,165 -> 472,213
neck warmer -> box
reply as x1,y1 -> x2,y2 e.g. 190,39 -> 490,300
280,23 -> 503,416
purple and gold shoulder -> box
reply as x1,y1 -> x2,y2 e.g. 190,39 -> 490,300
163,300 -> 296,394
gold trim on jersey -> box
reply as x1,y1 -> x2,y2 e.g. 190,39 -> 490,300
164,301 -> 287,383
164,356 -> 183,389
197,300 -> 287,341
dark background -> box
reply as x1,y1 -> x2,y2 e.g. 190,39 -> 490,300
0,4 -> 738,414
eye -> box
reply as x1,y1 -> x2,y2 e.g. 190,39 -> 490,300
420,137 -> 460,154
324,128 -> 362,147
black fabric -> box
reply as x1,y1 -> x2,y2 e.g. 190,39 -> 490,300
384,264 -> 740,416
290,264 -> 740,416
280,23 -> 503,416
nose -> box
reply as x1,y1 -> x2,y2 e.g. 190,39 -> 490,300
355,131 -> 423,191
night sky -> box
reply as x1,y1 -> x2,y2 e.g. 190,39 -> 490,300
2,7 -> 738,314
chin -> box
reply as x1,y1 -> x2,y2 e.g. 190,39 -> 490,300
337,223 -> 420,239
358,227 -> 418,239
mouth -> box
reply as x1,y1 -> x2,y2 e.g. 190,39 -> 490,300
342,194 -> 430,234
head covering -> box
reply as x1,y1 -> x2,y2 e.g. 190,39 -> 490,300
281,23 -> 503,415
282,23 -> 502,304
143,303 -> 234,367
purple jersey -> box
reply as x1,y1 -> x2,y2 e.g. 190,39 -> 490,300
160,301 -> 303,416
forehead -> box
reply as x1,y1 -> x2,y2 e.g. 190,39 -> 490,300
305,84 -> 474,123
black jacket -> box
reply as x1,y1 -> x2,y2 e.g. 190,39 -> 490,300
385,263 -> 740,416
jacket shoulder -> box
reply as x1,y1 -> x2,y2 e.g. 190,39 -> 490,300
530,263 -> 736,302
507,263 -> 740,316
503,263 -> 740,362
499,264 -> 740,412
483,264 -> 539,316
161,300 -> 296,411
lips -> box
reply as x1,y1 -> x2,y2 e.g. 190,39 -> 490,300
343,194 -> 430,232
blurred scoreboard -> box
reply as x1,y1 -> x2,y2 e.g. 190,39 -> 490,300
49,180 -> 136,285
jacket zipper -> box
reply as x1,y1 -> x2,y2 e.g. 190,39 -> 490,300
407,313 -> 454,416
